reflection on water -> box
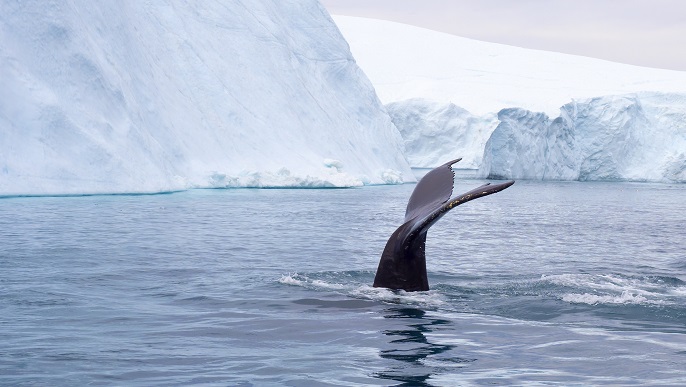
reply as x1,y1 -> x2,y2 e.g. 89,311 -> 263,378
375,307 -> 473,386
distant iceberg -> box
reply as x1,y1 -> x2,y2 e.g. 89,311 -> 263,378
334,16 -> 686,183
479,92 -> 686,183
386,93 -> 686,183
386,99 -> 497,169
0,1 -> 413,196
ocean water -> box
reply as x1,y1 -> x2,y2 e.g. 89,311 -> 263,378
1,180 -> 685,386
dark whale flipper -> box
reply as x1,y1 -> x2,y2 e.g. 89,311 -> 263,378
373,159 -> 514,292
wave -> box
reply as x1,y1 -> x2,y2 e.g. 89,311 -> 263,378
279,272 -> 446,308
561,291 -> 649,305
279,271 -> 686,308
540,273 -> 685,306
278,271 -> 686,332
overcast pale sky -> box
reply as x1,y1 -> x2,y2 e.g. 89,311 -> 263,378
320,0 -> 686,71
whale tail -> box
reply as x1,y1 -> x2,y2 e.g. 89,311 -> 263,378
373,158 -> 514,291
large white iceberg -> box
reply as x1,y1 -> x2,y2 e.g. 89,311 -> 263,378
479,92 -> 686,183
0,1 -> 413,196
333,16 -> 686,182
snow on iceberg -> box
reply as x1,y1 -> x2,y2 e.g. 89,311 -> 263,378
479,92 -> 686,183
386,99 -> 497,169
333,15 -> 686,117
0,1 -> 414,196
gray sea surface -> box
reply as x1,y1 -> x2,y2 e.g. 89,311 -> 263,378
1,180 -> 685,386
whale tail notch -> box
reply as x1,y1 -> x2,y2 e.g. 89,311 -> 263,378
373,158 -> 514,291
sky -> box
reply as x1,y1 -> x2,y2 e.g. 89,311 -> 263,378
320,0 -> 686,71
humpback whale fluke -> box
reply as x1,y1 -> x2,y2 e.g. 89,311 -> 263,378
373,158 -> 514,292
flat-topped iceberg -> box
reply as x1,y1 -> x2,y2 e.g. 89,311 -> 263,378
333,16 -> 686,183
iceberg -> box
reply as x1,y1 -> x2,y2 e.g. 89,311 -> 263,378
479,92 -> 686,183
0,1 -> 413,196
386,99 -> 497,169
333,16 -> 686,182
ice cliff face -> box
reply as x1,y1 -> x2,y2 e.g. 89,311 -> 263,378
0,0 -> 413,195
386,99 -> 497,169
478,109 -> 551,179
479,92 -> 686,183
